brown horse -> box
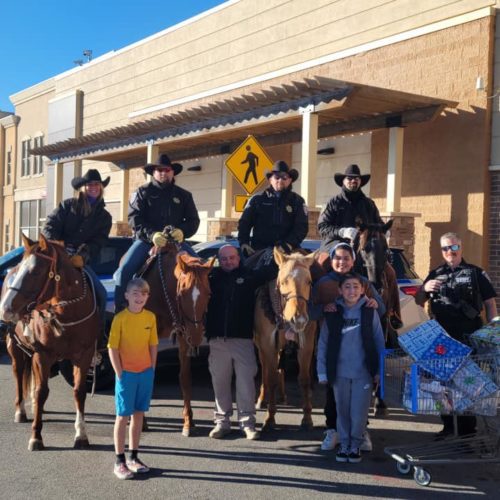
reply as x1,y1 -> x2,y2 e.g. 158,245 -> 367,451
140,242 -> 214,436
355,219 -> 402,336
0,234 -> 100,450
254,247 -> 317,431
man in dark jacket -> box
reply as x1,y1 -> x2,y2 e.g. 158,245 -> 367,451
238,160 -> 308,256
205,244 -> 272,440
416,232 -> 497,437
318,164 -> 382,251
114,154 -> 200,310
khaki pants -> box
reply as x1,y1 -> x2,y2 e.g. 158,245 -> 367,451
208,338 -> 258,429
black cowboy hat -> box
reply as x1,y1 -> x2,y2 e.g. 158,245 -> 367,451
71,169 -> 110,190
144,153 -> 183,176
334,164 -> 370,187
265,160 -> 299,182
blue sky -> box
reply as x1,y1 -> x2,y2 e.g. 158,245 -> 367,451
1,0 -> 227,111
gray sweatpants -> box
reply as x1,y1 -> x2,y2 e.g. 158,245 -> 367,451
333,376 -> 373,449
208,337 -> 258,429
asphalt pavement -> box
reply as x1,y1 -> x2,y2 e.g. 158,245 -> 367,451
0,353 -> 498,499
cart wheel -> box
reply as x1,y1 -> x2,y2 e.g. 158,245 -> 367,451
413,467 -> 432,487
396,461 -> 411,475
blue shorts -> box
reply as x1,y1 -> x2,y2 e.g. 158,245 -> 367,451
115,367 -> 155,417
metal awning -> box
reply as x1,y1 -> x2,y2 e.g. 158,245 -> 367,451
32,76 -> 457,166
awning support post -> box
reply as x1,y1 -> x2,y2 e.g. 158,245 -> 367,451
386,127 -> 404,212
300,104 -> 318,207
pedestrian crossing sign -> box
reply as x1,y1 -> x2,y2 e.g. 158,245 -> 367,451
225,135 -> 273,194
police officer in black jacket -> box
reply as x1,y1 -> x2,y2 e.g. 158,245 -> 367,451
416,231 -> 498,437
205,244 -> 273,440
114,154 -> 200,310
318,164 -> 382,250
238,160 -> 308,269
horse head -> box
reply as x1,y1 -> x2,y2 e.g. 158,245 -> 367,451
174,253 -> 215,348
0,234 -> 73,322
273,247 -> 316,333
355,218 -> 393,291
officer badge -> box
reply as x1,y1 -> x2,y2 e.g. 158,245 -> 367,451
286,205 -> 292,213
173,197 -> 181,204
236,277 -> 244,284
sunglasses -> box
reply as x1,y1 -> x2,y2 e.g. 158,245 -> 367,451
441,244 -> 460,252
155,166 -> 173,173
272,173 -> 290,180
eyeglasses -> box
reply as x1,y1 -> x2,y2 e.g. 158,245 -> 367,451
272,173 -> 290,180
441,244 -> 460,252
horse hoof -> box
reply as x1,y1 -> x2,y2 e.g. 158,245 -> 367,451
182,427 -> 191,437
74,438 -> 90,449
261,422 -> 276,433
15,412 -> 28,423
375,407 -> 389,417
28,439 -> 44,451
299,421 -> 313,431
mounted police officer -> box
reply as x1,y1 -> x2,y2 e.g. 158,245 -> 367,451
42,169 -> 112,328
237,160 -> 308,273
318,164 -> 382,250
416,231 -> 498,437
114,154 -> 200,311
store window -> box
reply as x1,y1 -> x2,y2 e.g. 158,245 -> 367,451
4,221 -> 11,253
21,139 -> 31,177
33,136 -> 44,175
6,150 -> 12,185
19,199 -> 46,241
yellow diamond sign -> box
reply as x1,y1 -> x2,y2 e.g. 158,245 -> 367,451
225,135 -> 273,194
234,194 -> 251,213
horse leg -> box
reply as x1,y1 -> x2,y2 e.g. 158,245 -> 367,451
297,322 -> 316,431
277,368 -> 287,405
72,352 -> 92,449
178,339 -> 194,437
7,338 -> 30,423
28,354 -> 50,451
255,349 -> 267,409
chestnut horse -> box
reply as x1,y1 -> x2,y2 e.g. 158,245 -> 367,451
254,247 -> 317,431
140,242 -> 214,436
0,235 -> 100,450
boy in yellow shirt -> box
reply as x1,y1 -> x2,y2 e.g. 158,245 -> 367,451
108,278 -> 158,479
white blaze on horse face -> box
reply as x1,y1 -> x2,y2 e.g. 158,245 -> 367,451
0,254 -> 36,320
191,285 -> 200,320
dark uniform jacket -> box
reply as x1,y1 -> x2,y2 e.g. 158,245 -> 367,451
42,197 -> 112,261
205,265 -> 271,340
238,186 -> 308,250
423,259 -> 497,340
128,179 -> 200,243
318,188 -> 382,246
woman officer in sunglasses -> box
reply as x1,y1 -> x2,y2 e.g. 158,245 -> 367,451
416,231 -> 497,438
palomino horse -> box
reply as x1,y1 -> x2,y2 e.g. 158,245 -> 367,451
0,235 -> 100,450
254,247 -> 317,431
140,242 -> 214,436
355,219 -> 402,338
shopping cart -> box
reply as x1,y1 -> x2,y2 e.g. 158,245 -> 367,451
380,349 -> 500,486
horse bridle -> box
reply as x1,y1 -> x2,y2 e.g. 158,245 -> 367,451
9,244 -> 96,325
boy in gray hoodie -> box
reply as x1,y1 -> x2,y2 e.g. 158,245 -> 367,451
316,272 -> 385,463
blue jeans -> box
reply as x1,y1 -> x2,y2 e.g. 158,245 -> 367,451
113,239 -> 197,310
84,265 -> 107,328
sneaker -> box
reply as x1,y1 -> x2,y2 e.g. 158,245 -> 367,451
321,429 -> 339,451
126,458 -> 150,474
348,447 -> 362,463
336,445 -> 350,463
114,462 -> 134,480
360,431 -> 373,452
242,427 -> 260,440
209,425 -> 231,439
